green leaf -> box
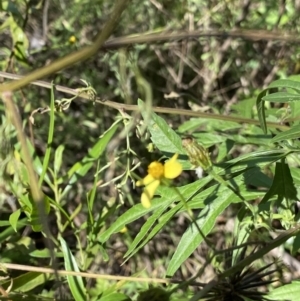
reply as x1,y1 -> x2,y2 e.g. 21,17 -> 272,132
193,133 -> 226,148
260,161 -> 297,205
138,99 -> 184,154
60,236 -> 86,301
1,1 -> 23,22
232,208 -> 253,266
0,218 -> 28,243
98,179 -> 211,243
290,98 -> 300,122
123,201 -> 174,259
271,124 -> 300,143
28,194 -> 51,232
256,89 -> 268,134
54,144 -> 65,175
126,177 -> 259,262
29,249 -> 64,258
9,208 -> 21,232
124,202 -> 183,262
178,118 -> 240,133
267,281 -> 300,301
8,15 -> 29,64
39,82 -> 55,186
262,92 -> 300,102
243,166 -> 272,189
1,272 -> 52,292
219,149 -> 290,172
231,97 -> 256,119
268,79 -> 300,92
166,187 -> 234,276
256,79 -> 300,133
99,293 -> 131,301
178,118 -> 208,132
26,139 -> 52,186
292,233 -> 300,254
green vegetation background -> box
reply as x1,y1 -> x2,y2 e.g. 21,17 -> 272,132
1,0 -> 300,300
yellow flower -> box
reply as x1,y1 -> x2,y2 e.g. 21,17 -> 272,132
120,226 -> 128,233
136,153 -> 182,208
69,35 -> 76,43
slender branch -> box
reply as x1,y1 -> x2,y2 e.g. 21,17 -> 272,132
1,90 -> 60,283
102,29 -> 300,50
0,71 -> 290,130
1,262 -> 169,284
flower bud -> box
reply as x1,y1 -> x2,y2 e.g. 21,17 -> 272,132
182,137 -> 212,170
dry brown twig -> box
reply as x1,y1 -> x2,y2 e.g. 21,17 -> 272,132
0,71 -> 291,131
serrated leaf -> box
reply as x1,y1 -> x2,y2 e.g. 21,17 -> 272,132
178,118 -> 208,133
138,99 -> 184,154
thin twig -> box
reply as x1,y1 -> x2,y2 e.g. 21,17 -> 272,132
0,71 -> 291,130
102,29 -> 300,50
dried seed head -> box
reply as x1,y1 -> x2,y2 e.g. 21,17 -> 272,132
182,137 -> 212,170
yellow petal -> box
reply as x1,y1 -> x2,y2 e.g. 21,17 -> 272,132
136,174 -> 155,187
164,153 -> 182,179
141,179 -> 160,208
120,226 -> 127,233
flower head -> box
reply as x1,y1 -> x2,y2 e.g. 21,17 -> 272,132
136,154 -> 182,208
69,35 -> 76,43
182,137 -> 212,170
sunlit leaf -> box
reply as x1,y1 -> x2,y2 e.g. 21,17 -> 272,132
60,236 -> 86,301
